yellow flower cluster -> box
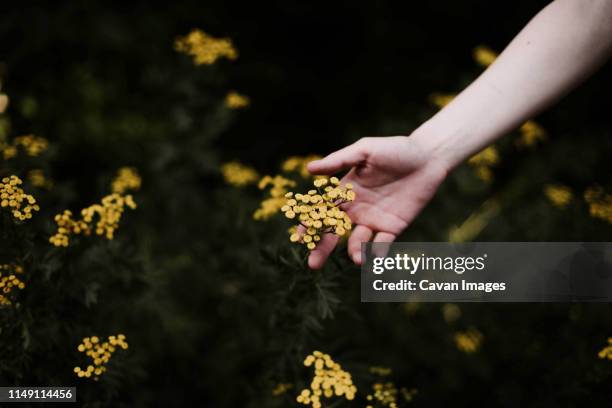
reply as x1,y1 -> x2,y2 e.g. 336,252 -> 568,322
253,175 -> 296,220
369,366 -> 392,376
0,264 -> 25,306
454,328 -> 484,354
429,92 -> 456,109
473,45 -> 498,67
366,382 -> 399,408
281,155 -> 322,178
297,351 -> 357,408
584,186 -> 612,223
174,29 -> 238,65
27,169 -> 53,189
2,134 -> 49,159
282,177 -> 355,250
111,167 -> 141,194
517,120 -> 546,148
225,91 -> 250,109
468,146 -> 499,183
74,334 -> 128,379
0,175 -> 40,221
221,161 -> 259,187
544,184 -> 573,208
598,337 -> 612,360
272,383 -> 293,396
50,194 -> 137,246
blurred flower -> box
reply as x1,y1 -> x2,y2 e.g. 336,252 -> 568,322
468,146 -> 499,183
369,366 -> 392,376
74,334 -> 128,380
403,301 -> 420,316
297,351 -> 356,407
225,91 -> 250,109
473,45 -> 497,67
597,337 -> 612,360
584,186 -> 612,223
27,169 -> 53,189
281,155 -> 322,178
0,175 -> 40,221
429,92 -> 456,109
441,303 -> 462,323
281,177 -> 355,250
253,175 -> 296,220
50,194 -> 137,246
174,29 -> 238,65
1,134 -> 48,159
221,161 -> 259,187
111,167 -> 141,194
366,382 -> 399,408
517,120 -> 546,148
272,383 -> 293,396
0,264 -> 25,306
454,328 -> 483,353
544,184 -> 573,208
449,199 -> 500,243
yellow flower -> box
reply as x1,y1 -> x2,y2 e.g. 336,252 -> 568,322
74,334 -> 128,380
517,120 -> 546,148
441,303 -> 462,323
253,175 -> 296,220
0,175 -> 40,221
468,146 -> 499,183
12,134 -> 48,157
111,167 -> 141,194
281,177 -> 355,251
544,184 -> 573,208
584,186 -> 612,224
0,264 -> 26,306
221,161 -> 259,187
272,383 -> 293,396
597,337 -> 612,360
473,45 -> 497,67
174,29 -> 238,65
281,155 -> 323,178
225,91 -> 250,109
429,92 -> 456,109
297,351 -> 356,407
454,327 -> 483,353
27,169 -> 53,189
50,193 -> 137,247
369,366 -> 392,376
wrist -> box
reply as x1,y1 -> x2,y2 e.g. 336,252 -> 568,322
409,118 -> 467,173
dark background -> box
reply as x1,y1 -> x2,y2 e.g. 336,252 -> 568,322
1,1 -> 611,407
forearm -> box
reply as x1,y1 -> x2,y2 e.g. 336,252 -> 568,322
413,0 -> 612,169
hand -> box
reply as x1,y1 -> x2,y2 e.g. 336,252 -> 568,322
306,134 -> 449,269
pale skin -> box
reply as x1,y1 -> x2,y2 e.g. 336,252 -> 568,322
306,0 -> 612,269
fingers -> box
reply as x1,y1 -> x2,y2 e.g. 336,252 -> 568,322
347,225 -> 374,265
372,232 -> 396,258
307,139 -> 369,175
308,233 -> 340,270
373,232 -> 396,243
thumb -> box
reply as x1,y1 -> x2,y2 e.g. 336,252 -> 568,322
307,139 -> 369,175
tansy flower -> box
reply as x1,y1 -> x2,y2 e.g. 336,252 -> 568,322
473,45 -> 497,67
174,29 -> 238,65
597,337 -> 612,360
584,186 -> 612,224
13,134 -> 48,157
74,334 -> 128,380
0,264 -> 26,306
0,175 -> 40,221
253,175 -> 296,220
221,161 -> 259,187
50,194 -> 137,247
297,351 -> 356,408
366,382 -> 400,408
468,146 -> 499,183
111,167 -> 141,194
429,92 -> 456,109
517,120 -> 546,148
454,328 -> 483,354
544,184 -> 573,208
225,91 -> 250,109
272,383 -> 293,396
281,177 -> 355,251
27,169 -> 53,189
281,155 -> 322,178
369,366 -> 392,376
